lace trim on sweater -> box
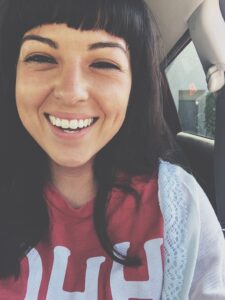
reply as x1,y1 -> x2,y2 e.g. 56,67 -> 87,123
158,161 -> 189,300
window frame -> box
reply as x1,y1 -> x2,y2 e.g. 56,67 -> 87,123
161,31 -> 192,136
161,30 -> 216,140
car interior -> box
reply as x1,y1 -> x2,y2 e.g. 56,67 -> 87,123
146,0 -> 225,235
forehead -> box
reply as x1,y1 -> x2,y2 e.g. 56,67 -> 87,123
23,23 -> 128,50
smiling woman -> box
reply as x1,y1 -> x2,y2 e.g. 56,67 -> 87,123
0,0 -> 224,299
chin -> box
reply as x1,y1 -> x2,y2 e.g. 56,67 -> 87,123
51,155 -> 94,169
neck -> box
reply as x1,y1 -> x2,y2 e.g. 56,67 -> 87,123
50,161 -> 97,208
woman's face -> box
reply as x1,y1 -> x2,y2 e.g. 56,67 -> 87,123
16,24 -> 131,169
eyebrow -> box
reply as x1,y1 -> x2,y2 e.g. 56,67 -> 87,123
88,42 -> 128,55
21,35 -> 59,49
21,35 -> 128,55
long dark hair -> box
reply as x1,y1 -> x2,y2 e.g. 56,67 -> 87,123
0,0 -> 176,278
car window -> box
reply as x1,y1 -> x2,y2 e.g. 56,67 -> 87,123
165,41 -> 216,139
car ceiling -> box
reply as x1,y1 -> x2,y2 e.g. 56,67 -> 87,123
145,0 -> 205,55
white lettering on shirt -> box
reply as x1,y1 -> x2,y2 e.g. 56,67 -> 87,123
25,238 -> 163,300
25,248 -> 43,300
111,238 -> 163,300
46,246 -> 105,300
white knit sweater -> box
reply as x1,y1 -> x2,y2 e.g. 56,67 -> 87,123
158,161 -> 225,299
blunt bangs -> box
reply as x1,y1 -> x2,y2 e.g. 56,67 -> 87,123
3,0 -> 147,63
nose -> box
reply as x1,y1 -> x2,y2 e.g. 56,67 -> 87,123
53,64 -> 89,104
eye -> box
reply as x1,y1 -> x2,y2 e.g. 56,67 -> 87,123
24,54 -> 57,64
91,61 -> 121,70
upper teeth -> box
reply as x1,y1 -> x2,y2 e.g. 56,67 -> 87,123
49,115 -> 94,130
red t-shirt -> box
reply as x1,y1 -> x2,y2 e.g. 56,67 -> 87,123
0,176 -> 164,300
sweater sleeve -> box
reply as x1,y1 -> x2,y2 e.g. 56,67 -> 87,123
158,161 -> 225,300
189,178 -> 225,299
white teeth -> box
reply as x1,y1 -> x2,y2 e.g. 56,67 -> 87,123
48,115 -> 94,130
61,119 -> 69,129
55,118 -> 61,127
83,119 -> 89,127
70,120 -> 78,129
49,115 -> 56,125
78,120 -> 84,128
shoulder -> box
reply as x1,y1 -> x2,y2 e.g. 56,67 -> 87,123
158,159 -> 198,194
158,160 -> 223,232
157,159 -> 214,217
158,160 -> 201,217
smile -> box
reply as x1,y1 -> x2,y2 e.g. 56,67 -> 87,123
46,114 -> 97,132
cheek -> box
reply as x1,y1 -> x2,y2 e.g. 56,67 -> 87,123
105,89 -> 130,124
95,78 -> 131,119
16,70 -> 51,114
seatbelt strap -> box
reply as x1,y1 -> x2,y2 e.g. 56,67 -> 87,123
214,88 -> 225,237
207,65 -> 225,237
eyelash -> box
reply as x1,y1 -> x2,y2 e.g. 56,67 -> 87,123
24,54 -> 121,70
24,54 -> 56,64
91,61 -> 121,70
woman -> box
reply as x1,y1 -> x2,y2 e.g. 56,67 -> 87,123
0,0 -> 224,299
